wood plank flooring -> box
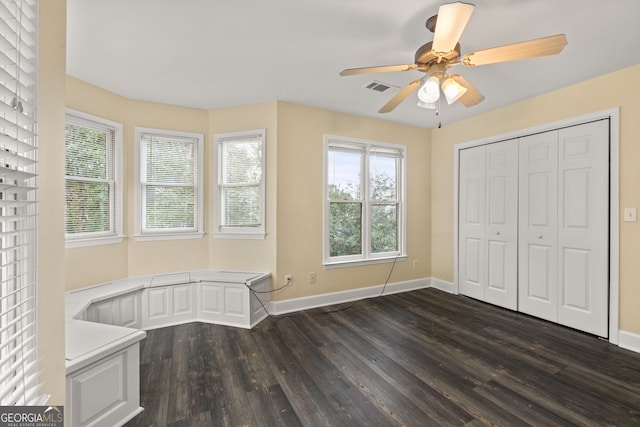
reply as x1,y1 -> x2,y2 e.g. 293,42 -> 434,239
123,288 -> 640,426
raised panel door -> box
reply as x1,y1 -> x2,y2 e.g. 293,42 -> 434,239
518,131 -> 559,322
484,140 -> 518,310
557,120 -> 609,337
458,145 -> 486,300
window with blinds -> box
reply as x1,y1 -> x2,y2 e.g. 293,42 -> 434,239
214,129 -> 265,239
324,136 -> 406,266
0,0 -> 44,405
135,128 -> 204,240
64,110 -> 123,247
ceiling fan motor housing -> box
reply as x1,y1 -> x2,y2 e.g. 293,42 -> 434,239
415,41 -> 460,72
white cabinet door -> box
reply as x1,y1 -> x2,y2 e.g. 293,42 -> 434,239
485,141 -> 519,310
557,121 -> 609,337
518,131 -> 559,322
458,145 -> 486,301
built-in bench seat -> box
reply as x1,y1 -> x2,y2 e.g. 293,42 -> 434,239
65,269 -> 271,427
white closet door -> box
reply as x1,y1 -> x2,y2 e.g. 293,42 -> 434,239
484,141 -> 518,310
518,131 -> 559,322
557,120 -> 609,337
458,146 -> 486,301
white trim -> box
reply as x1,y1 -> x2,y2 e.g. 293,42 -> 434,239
65,236 -> 124,249
133,127 -> 204,241
269,278 -> 429,315
323,135 -> 407,265
213,129 -> 266,239
618,330 -> 640,354
132,232 -> 204,242
64,109 -> 124,249
453,107 -> 620,344
324,255 -> 407,269
430,277 -> 455,294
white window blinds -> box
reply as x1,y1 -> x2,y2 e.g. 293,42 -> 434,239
0,0 -> 43,405
64,115 -> 116,239
214,129 -> 265,238
138,130 -> 202,235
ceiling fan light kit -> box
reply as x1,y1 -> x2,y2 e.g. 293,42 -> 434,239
418,76 -> 441,104
339,1 -> 567,118
441,76 -> 468,104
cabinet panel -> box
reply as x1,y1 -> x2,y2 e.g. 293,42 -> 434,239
147,288 -> 170,320
224,287 -> 245,317
119,293 -> 140,328
200,283 -> 222,316
172,284 -> 193,316
93,300 -> 117,325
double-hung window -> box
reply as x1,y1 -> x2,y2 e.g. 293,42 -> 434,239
214,129 -> 265,239
64,110 -> 123,247
135,128 -> 204,240
0,0 -> 44,405
324,136 -> 406,266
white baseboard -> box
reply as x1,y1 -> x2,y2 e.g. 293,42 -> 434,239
430,277 -> 456,294
269,278 -> 431,315
618,330 -> 640,354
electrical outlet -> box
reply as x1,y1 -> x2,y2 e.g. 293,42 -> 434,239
624,207 -> 637,222
412,259 -> 418,269
309,272 -> 316,284
284,274 -> 292,286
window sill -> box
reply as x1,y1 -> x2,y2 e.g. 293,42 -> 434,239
133,231 -> 204,242
323,255 -> 407,269
65,235 -> 124,249
213,231 -> 266,240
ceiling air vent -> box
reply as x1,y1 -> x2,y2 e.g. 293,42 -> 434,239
363,80 -> 399,95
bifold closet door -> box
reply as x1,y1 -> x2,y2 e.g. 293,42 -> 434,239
556,121 -> 609,337
459,141 -> 518,310
519,120 -> 609,337
518,131 -> 559,322
459,146 -> 486,301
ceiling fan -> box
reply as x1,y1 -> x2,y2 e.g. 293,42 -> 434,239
340,2 -> 567,114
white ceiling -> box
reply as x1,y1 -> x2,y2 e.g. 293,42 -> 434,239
66,0 -> 640,129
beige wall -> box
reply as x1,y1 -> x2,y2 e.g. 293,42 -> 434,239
274,102 -> 431,300
208,102 -> 278,275
431,64 -> 640,334
38,0 -> 66,406
65,77 -> 211,287
63,88 -> 432,296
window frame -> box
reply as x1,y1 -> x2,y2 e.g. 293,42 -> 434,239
213,129 -> 266,240
134,127 -> 204,241
323,135 -> 407,267
64,109 -> 124,248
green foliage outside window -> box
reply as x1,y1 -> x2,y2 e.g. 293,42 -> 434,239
64,122 -> 113,235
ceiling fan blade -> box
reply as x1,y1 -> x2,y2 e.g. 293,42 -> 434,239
449,74 -> 484,107
432,2 -> 475,56
378,78 -> 423,113
339,64 -> 417,76
462,34 -> 567,67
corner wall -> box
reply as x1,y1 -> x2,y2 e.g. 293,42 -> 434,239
274,102 -> 431,301
38,0 -> 66,406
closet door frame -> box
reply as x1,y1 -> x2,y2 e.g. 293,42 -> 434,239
452,107 -> 620,344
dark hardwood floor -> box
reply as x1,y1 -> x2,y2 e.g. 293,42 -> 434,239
124,288 -> 640,426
